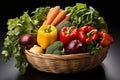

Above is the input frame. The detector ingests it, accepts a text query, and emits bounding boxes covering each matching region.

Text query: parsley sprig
[1,6,50,74]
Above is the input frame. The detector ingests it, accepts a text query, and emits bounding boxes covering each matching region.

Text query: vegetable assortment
[1,3,114,74]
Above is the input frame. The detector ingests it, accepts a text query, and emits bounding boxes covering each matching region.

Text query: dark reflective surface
[0,0,120,80]
[16,65,106,80]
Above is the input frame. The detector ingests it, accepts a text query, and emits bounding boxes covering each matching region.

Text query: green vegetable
[56,21,71,33]
[31,6,50,31]
[65,3,108,32]
[87,41,103,55]
[1,6,50,74]
[2,11,33,74]
[45,41,65,55]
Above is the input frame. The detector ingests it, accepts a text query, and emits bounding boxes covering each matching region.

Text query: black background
[0,0,120,29]
[0,0,120,80]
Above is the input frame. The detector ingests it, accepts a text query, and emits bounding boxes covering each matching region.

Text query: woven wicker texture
[25,47,109,74]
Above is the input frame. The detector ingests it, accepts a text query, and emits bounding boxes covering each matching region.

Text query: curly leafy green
[65,3,108,32]
[2,11,33,74]
[1,6,50,74]
[31,6,50,32]
[65,3,108,55]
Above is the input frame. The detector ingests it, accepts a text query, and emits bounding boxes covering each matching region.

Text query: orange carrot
[56,14,70,26]
[59,14,70,23]
[51,10,67,26]
[42,20,47,25]
[46,8,54,19]
[44,6,61,25]
[42,8,54,25]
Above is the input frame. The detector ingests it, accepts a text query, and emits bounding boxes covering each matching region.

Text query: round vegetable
[29,45,44,54]
[19,34,36,49]
[65,39,87,54]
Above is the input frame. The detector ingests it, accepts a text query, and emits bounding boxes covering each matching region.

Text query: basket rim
[24,47,109,60]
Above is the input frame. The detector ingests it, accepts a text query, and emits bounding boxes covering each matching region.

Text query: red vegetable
[19,34,36,49]
[59,27,78,46]
[98,31,114,47]
[78,26,99,44]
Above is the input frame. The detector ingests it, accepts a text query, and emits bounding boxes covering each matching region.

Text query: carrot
[56,14,70,26]
[51,10,67,26]
[60,14,70,23]
[42,20,47,25]
[44,6,61,25]
[46,8,54,19]
[42,8,54,25]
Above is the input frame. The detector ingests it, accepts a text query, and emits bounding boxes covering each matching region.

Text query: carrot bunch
[42,6,70,26]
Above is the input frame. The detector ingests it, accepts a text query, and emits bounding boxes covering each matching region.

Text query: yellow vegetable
[29,45,44,54]
[37,25,57,49]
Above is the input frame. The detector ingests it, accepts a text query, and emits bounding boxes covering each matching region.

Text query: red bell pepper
[78,26,99,44]
[98,31,114,47]
[59,27,78,46]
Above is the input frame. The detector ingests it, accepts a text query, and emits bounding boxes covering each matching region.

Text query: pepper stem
[45,25,52,33]
[66,28,72,34]
[87,29,98,37]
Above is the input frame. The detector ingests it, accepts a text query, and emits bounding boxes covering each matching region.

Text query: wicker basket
[25,47,109,74]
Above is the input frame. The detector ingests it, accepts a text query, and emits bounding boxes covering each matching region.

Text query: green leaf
[66,3,108,30]
[1,6,50,74]
[87,42,103,55]
[76,3,87,10]
[1,50,9,57]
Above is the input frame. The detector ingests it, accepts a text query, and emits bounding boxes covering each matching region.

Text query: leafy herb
[87,41,103,55]
[1,6,50,74]
[65,3,108,32]
[65,3,107,55]
[31,6,50,33]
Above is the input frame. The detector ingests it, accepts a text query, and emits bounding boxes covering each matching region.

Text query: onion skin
[19,34,35,49]
[29,45,44,54]
[65,39,87,54]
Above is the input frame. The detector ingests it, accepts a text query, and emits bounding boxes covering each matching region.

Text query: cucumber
[56,21,72,33]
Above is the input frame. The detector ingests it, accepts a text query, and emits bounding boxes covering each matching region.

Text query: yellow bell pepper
[37,25,57,49]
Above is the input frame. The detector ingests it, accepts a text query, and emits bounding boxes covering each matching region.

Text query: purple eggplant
[65,39,87,54]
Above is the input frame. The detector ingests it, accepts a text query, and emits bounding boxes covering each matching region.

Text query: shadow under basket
[25,47,109,74]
